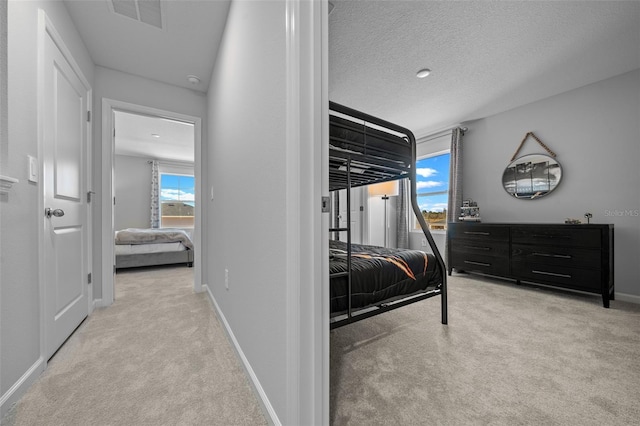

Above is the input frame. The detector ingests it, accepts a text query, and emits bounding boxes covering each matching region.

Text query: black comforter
[330,240,442,316]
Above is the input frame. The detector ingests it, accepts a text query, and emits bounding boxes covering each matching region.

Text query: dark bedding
[330,240,442,316]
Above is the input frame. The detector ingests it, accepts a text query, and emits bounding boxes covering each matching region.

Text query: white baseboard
[616,292,640,304]
[203,285,281,426]
[0,357,45,420]
[92,298,104,309]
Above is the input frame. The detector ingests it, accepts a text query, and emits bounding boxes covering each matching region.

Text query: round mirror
[502,154,562,200]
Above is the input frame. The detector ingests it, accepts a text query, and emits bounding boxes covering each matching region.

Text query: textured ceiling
[329,0,640,137]
[64,1,640,153]
[64,0,231,93]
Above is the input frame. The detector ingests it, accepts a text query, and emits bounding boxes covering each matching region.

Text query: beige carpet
[330,273,640,425]
[4,266,267,426]
[5,268,640,425]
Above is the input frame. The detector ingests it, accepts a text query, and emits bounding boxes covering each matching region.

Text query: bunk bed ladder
[328,159,354,321]
[410,141,448,325]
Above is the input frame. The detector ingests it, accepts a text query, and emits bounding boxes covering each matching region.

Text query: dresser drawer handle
[530,234,571,240]
[464,260,491,267]
[532,253,572,259]
[532,270,572,279]
[464,246,491,251]
[464,231,490,236]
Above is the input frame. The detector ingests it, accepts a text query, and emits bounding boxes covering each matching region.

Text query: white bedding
[115,228,194,250]
[115,242,187,255]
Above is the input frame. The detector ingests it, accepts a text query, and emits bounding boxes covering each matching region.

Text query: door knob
[45,208,65,218]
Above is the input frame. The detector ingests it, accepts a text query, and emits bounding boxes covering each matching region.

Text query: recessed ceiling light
[187,75,201,85]
[151,134,160,138]
[416,68,431,78]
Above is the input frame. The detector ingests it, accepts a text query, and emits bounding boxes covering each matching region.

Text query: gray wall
[1,0,94,415]
[206,0,325,423]
[1,0,6,164]
[0,0,6,413]
[92,66,207,299]
[114,155,152,231]
[207,0,288,420]
[461,69,640,300]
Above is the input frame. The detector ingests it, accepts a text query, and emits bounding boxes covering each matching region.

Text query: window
[160,173,195,228]
[414,152,450,231]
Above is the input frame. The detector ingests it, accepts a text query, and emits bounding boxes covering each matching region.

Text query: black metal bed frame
[329,101,448,329]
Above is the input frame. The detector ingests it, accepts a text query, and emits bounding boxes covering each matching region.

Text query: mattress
[114,242,187,255]
[330,240,442,316]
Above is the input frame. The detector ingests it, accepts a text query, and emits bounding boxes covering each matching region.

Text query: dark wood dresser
[447,223,614,307]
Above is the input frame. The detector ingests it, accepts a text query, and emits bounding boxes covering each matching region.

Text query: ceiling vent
[109,0,164,30]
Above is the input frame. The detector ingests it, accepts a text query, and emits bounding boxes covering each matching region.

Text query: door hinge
[321,196,331,213]
[87,111,91,122]
[88,273,92,284]
[113,196,116,205]
[87,191,95,203]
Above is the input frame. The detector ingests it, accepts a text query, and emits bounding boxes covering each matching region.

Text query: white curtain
[150,160,160,228]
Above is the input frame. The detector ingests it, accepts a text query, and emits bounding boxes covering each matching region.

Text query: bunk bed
[329,101,447,329]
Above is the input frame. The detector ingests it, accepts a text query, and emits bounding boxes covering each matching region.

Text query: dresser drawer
[450,252,510,276]
[451,238,509,256]
[511,226,601,248]
[511,244,601,269]
[511,263,601,291]
[448,224,509,242]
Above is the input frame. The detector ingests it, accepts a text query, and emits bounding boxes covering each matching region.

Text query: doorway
[101,99,203,306]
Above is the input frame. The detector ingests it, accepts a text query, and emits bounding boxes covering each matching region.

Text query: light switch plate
[27,155,38,183]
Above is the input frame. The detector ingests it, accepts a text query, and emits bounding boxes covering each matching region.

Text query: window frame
[412,149,450,232]
[159,171,195,229]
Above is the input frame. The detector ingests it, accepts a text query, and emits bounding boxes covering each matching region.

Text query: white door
[42,27,89,359]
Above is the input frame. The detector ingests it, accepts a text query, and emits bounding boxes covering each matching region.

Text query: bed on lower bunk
[115,228,194,270]
[329,101,447,329]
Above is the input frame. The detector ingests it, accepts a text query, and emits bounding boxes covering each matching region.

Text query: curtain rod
[417,129,453,144]
[417,126,468,144]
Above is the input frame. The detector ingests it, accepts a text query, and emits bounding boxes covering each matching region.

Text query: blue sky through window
[416,153,450,213]
[160,174,195,207]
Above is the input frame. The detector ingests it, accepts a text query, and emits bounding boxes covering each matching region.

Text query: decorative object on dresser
[459,199,481,222]
[447,222,614,307]
[502,132,562,200]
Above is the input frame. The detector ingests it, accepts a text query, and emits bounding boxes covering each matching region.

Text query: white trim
[36,9,47,388]
[417,148,450,160]
[320,1,330,422]
[285,1,301,424]
[101,99,203,306]
[616,292,640,304]
[0,357,45,419]
[414,123,462,142]
[100,99,115,305]
[0,175,18,192]
[203,285,281,425]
